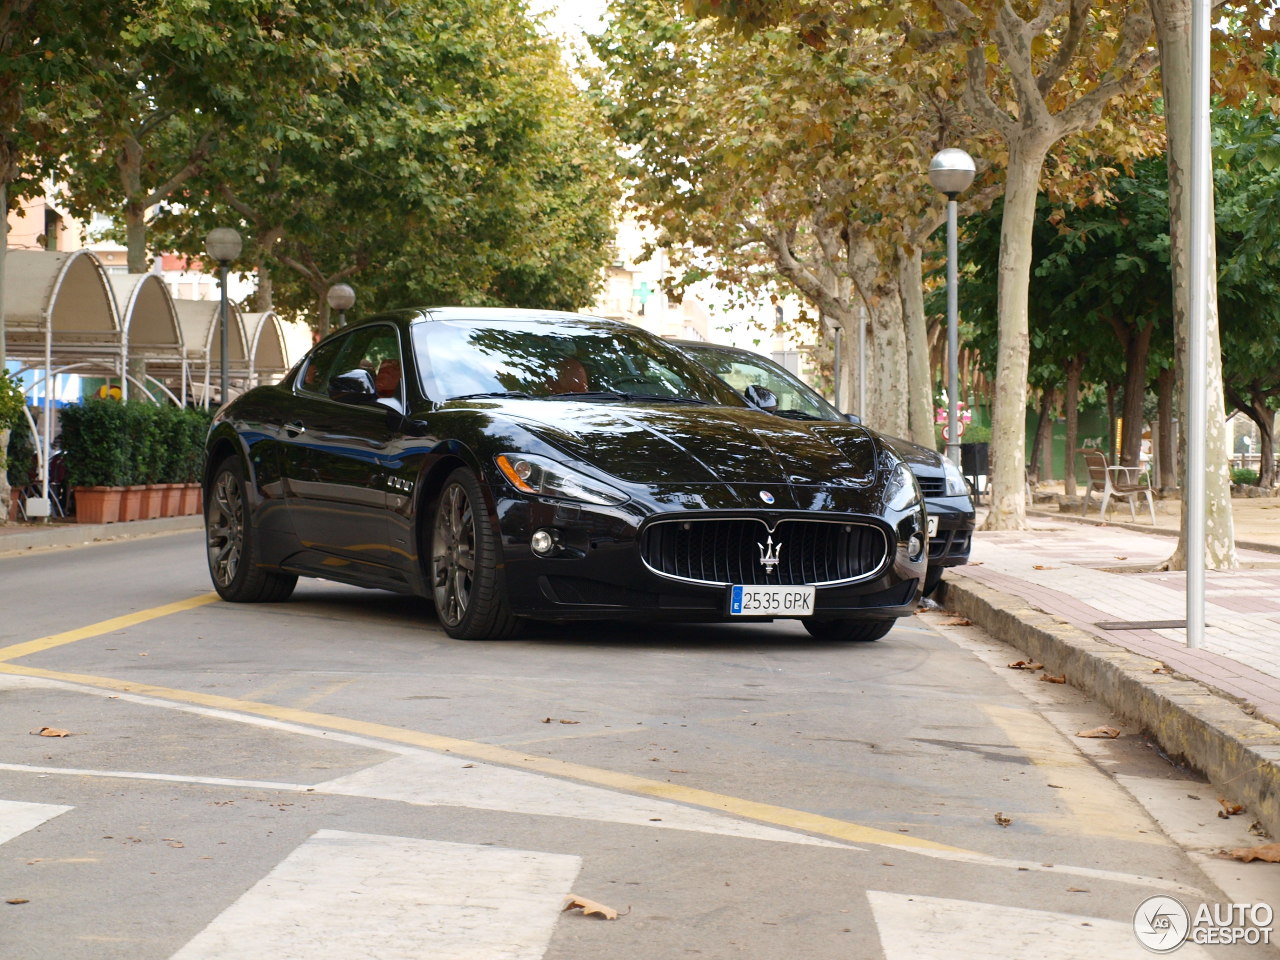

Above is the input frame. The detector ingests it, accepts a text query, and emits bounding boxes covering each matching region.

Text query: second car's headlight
[942,456,968,497]
[495,453,629,506]
[887,461,922,512]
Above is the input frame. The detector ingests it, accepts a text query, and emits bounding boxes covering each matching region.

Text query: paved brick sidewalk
[952,516,1280,728]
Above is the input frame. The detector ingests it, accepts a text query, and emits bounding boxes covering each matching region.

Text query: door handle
[285,420,306,437]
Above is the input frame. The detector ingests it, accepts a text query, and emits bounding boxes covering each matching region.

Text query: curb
[938,574,1280,840]
[0,516,203,556]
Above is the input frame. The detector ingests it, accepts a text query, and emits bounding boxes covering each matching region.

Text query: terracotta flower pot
[74,486,123,524]
[160,483,184,517]
[141,484,165,520]
[119,485,145,522]
[180,483,203,516]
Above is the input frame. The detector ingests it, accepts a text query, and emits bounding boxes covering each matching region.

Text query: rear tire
[205,457,297,602]
[803,618,894,643]
[429,467,522,640]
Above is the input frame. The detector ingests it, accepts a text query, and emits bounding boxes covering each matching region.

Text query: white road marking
[868,890,1215,959]
[315,754,850,847]
[169,831,581,960]
[0,798,72,844]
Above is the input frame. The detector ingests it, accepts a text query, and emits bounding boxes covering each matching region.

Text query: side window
[298,324,404,409]
[297,334,351,398]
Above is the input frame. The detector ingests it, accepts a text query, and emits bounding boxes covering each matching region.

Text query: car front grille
[639,517,889,587]
[916,476,947,497]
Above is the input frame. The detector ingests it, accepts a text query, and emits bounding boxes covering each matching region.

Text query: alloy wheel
[432,482,476,625]
[206,470,244,588]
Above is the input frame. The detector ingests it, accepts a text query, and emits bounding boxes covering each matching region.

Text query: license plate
[729,585,815,617]
[927,516,939,538]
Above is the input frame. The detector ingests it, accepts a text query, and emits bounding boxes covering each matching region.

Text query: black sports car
[672,339,973,595]
[203,308,928,641]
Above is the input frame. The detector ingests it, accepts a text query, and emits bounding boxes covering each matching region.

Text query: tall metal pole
[218,261,230,404]
[1186,0,1210,648]
[946,196,961,466]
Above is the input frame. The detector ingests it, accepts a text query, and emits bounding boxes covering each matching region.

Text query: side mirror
[328,368,378,404]
[744,384,778,413]
[844,413,862,425]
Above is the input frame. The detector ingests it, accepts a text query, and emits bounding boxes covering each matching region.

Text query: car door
[280,323,407,581]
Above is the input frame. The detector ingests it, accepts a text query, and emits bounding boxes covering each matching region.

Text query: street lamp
[205,227,242,404]
[929,148,976,467]
[326,283,356,329]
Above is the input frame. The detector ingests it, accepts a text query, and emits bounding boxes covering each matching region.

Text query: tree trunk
[1028,388,1054,480]
[1258,406,1275,488]
[0,425,10,526]
[1106,385,1119,458]
[1118,322,1154,467]
[1151,0,1237,570]
[254,265,274,313]
[984,143,1049,530]
[866,283,909,439]
[1063,356,1082,496]
[1156,365,1177,492]
[895,245,936,448]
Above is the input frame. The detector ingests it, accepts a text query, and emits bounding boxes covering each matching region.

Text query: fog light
[908,533,925,561]
[531,528,558,556]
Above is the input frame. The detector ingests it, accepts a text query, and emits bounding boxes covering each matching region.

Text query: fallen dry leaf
[994,812,1013,827]
[1225,843,1280,863]
[5,898,29,905]
[940,618,972,627]
[563,896,619,920]
[1114,556,1128,560]
[1218,798,1245,816]
[1076,726,1121,739]
[1067,887,1090,893]
[1008,660,1044,671]
[559,719,580,725]
[30,727,71,738]
[1032,565,1057,570]
[1153,666,1173,674]
[1040,674,1067,684]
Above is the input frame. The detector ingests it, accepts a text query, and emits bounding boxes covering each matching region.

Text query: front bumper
[495,496,925,623]
[925,494,975,568]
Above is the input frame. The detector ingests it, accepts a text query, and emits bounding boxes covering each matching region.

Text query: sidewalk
[939,498,1280,839]
[5,501,1280,840]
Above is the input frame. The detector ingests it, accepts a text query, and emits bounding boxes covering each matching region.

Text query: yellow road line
[0,593,221,663]
[0,659,965,853]
[0,592,969,853]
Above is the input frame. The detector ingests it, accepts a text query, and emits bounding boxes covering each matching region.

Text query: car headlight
[887,461,922,512]
[495,453,629,506]
[941,456,968,496]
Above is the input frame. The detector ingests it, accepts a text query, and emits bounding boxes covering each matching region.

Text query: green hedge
[61,401,213,487]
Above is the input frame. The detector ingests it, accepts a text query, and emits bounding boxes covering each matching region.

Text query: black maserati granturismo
[203,308,928,641]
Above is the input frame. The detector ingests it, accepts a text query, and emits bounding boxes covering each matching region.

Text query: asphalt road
[1,532,1276,959]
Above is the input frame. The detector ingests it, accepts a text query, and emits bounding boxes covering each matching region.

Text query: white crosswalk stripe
[0,798,71,845]
[868,890,1215,959]
[169,831,581,960]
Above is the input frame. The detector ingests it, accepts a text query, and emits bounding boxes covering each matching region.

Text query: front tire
[205,457,297,602]
[803,618,894,643]
[429,467,522,640]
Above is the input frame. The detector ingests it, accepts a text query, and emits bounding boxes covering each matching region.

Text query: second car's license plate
[729,585,815,616]
[927,516,939,537]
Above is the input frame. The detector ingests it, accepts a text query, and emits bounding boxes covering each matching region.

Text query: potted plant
[5,412,35,521]
[154,404,185,516]
[0,370,25,524]
[178,407,213,515]
[61,398,129,523]
[133,403,167,519]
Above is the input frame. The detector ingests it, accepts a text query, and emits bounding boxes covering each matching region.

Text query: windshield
[681,344,844,422]
[411,317,747,407]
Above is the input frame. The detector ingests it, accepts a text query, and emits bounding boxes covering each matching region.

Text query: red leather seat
[375,358,401,398]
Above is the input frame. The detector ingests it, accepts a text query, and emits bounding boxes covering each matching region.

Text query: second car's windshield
[411,318,747,407]
[683,344,843,422]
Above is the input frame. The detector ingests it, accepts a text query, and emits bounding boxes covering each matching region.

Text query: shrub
[61,399,131,488]
[5,410,35,488]
[1232,467,1260,487]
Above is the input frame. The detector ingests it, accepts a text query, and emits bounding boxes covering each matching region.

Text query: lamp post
[205,228,242,404]
[326,283,356,330]
[929,148,976,467]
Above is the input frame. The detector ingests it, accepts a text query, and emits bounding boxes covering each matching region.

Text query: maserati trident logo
[758,535,782,574]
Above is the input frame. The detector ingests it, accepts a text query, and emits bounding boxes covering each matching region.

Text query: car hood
[487,400,881,486]
[878,433,944,475]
